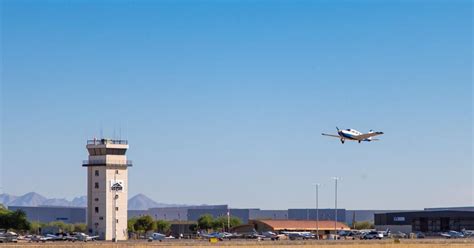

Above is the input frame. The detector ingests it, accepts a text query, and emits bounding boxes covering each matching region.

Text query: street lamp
[313,183,321,240]
[332,177,341,240]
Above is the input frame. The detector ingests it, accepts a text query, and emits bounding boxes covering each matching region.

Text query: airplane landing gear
[340,139,345,144]
[358,140,361,143]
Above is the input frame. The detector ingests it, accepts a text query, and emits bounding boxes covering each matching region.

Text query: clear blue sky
[1,0,472,210]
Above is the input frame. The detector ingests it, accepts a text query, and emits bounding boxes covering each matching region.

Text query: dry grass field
[0,239,473,248]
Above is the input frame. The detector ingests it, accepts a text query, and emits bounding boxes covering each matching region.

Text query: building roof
[251,219,350,231]
[424,207,474,212]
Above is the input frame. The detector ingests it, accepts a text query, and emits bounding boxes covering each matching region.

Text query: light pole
[227,208,230,231]
[332,177,340,240]
[313,183,321,240]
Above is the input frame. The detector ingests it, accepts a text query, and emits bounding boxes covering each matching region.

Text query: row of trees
[197,214,241,232]
[127,214,243,236]
[0,204,30,232]
[29,221,87,234]
[128,216,171,236]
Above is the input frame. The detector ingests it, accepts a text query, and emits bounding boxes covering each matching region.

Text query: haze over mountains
[0,192,186,210]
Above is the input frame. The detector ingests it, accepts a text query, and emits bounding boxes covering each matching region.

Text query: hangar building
[345,210,417,226]
[8,206,86,224]
[288,209,346,222]
[248,219,350,237]
[375,210,474,233]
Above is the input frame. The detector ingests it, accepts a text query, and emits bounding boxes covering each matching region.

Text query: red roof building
[250,219,350,233]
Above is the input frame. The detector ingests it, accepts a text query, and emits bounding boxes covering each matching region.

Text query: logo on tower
[110,180,124,191]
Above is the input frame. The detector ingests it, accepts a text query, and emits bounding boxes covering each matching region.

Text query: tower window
[116,207,119,211]
[94,198,99,202]
[116,170,119,174]
[116,219,119,223]
[95,182,99,189]
[95,207,99,213]
[105,148,126,155]
[95,170,99,176]
[99,216,103,220]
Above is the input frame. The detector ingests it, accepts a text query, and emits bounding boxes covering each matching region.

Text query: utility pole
[332,177,340,240]
[313,183,321,240]
[316,184,320,240]
[227,208,230,231]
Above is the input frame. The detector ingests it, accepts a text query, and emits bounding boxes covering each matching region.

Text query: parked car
[362,231,383,240]
[338,230,358,240]
[0,232,18,243]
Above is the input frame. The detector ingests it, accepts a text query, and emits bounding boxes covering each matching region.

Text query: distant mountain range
[128,194,187,210]
[0,192,186,210]
[0,192,87,208]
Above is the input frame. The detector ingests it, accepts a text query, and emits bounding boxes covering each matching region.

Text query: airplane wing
[354,132,384,140]
[321,133,340,138]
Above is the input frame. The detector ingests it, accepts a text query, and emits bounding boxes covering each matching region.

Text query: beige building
[83,139,132,241]
[248,219,350,237]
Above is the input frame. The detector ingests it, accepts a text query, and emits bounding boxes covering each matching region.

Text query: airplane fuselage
[338,129,375,142]
[322,127,383,144]
[338,129,362,140]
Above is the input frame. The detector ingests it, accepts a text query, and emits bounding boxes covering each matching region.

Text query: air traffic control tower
[83,139,132,241]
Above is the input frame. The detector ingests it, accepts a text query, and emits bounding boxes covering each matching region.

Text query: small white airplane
[74,233,99,242]
[282,231,315,240]
[440,231,464,239]
[148,233,166,242]
[322,127,384,144]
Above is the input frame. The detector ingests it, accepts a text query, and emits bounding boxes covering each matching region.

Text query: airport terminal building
[375,210,474,233]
